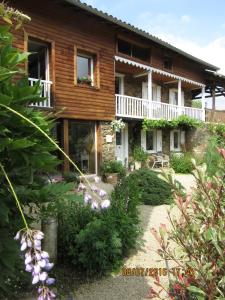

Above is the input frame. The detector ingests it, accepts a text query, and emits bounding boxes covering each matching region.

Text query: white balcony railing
[115,94,204,121]
[29,78,53,108]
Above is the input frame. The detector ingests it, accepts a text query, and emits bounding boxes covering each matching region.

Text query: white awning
[115,55,205,87]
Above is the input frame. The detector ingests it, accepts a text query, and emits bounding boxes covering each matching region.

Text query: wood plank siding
[10,0,116,121]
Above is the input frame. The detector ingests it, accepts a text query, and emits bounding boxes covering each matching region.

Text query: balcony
[29,78,53,108]
[115,94,204,121]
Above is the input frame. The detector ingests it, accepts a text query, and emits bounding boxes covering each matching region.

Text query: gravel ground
[22,174,196,300]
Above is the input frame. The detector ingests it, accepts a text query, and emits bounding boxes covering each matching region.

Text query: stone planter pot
[105,172,118,185]
[134,161,142,170]
[42,217,58,262]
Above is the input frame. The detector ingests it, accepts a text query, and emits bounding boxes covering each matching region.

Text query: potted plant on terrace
[77,75,92,86]
[133,146,148,170]
[101,160,126,185]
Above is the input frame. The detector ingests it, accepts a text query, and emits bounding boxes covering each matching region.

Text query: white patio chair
[152,154,169,168]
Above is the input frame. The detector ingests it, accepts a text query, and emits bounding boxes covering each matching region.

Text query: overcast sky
[84,0,225,109]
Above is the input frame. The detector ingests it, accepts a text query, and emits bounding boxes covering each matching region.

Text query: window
[141,129,162,153]
[146,130,155,151]
[170,130,185,151]
[117,39,150,62]
[77,53,94,86]
[69,121,96,174]
[116,131,122,146]
[28,39,50,80]
[169,89,185,106]
[164,56,173,71]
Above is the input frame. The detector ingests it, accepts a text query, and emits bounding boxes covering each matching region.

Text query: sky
[83,0,225,109]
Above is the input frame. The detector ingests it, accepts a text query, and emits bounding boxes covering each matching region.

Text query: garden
[0,5,224,300]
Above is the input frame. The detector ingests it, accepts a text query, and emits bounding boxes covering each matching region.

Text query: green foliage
[143,115,203,131]
[170,153,193,174]
[204,137,224,176]
[101,160,126,178]
[191,100,202,108]
[58,182,141,276]
[0,20,60,298]
[63,171,79,185]
[151,150,225,300]
[123,169,173,205]
[132,146,148,162]
[206,122,225,147]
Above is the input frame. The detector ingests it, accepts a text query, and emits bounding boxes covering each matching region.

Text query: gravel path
[73,174,196,300]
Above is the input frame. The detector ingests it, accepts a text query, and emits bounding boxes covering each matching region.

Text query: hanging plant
[111,119,126,132]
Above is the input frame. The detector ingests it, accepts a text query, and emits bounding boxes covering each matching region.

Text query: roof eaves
[64,0,219,71]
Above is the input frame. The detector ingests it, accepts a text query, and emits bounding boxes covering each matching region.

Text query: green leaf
[0,92,12,105]
[187,286,206,296]
[9,138,36,150]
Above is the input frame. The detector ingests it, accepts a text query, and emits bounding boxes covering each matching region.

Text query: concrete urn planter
[134,161,142,170]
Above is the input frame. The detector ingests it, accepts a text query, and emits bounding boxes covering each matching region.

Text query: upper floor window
[117,39,150,62]
[28,39,50,80]
[164,56,173,71]
[77,53,94,86]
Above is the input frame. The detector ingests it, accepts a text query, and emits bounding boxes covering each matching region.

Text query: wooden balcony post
[178,79,182,116]
[148,70,152,118]
[201,86,206,121]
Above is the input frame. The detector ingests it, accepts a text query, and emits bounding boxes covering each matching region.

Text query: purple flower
[41,251,49,259]
[91,185,98,192]
[84,193,92,203]
[45,262,54,271]
[46,277,55,285]
[39,272,48,282]
[21,241,27,251]
[14,231,21,240]
[91,201,98,210]
[78,183,86,192]
[95,176,101,183]
[25,264,33,272]
[99,189,107,198]
[32,274,39,285]
[101,199,110,209]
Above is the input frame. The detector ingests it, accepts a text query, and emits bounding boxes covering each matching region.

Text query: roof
[63,0,219,71]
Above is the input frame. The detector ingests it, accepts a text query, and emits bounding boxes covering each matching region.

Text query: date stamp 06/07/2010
[122,267,195,277]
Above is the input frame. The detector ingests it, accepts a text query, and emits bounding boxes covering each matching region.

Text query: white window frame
[115,73,125,95]
[170,130,185,152]
[77,53,94,86]
[141,129,162,153]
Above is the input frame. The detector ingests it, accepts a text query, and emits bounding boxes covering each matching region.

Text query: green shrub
[151,149,225,299]
[101,160,126,178]
[63,171,79,186]
[204,137,224,176]
[170,153,193,173]
[58,182,141,276]
[133,146,148,162]
[124,169,173,205]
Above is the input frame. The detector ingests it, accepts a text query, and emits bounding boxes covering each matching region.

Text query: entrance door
[115,124,128,166]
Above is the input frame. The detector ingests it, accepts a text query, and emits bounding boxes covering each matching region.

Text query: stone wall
[123,75,192,107]
[124,75,142,98]
[162,128,171,154]
[99,121,115,163]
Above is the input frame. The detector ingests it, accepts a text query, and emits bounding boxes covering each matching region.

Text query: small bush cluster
[170,153,193,174]
[125,169,173,205]
[58,180,141,276]
[149,147,225,300]
[101,160,126,179]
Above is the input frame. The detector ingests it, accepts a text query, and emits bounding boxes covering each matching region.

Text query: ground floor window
[170,130,185,151]
[68,121,96,174]
[141,129,162,153]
